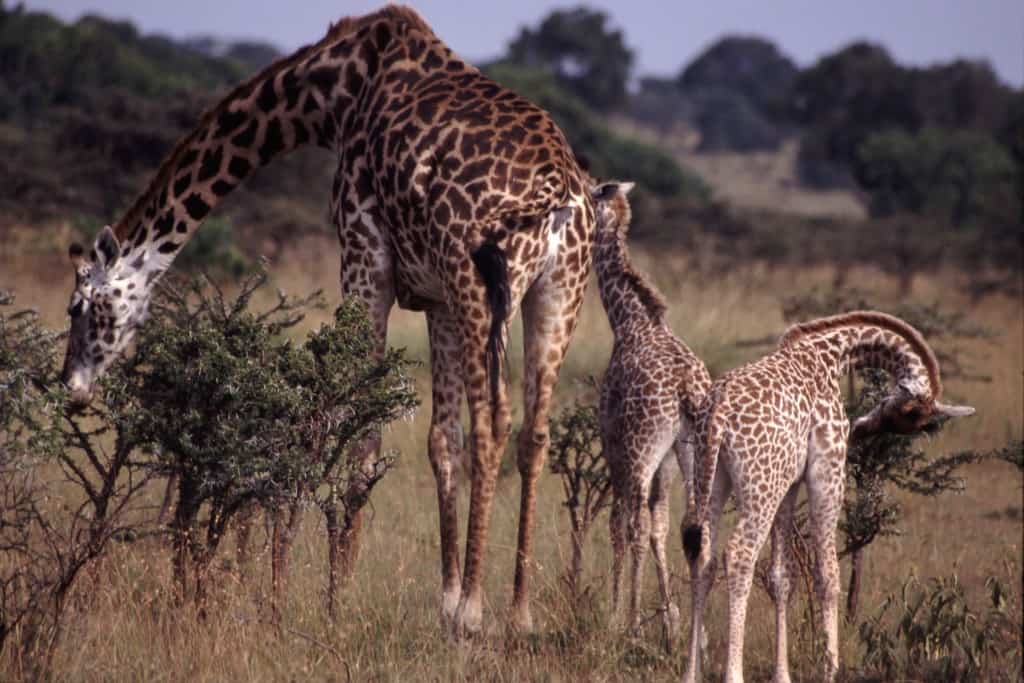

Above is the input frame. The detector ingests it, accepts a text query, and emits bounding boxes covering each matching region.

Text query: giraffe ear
[590,181,634,202]
[933,401,975,419]
[69,242,86,270]
[850,405,884,440]
[94,226,120,270]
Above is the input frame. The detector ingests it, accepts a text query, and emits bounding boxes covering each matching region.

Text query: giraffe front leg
[332,188,395,593]
[425,308,466,628]
[649,461,679,651]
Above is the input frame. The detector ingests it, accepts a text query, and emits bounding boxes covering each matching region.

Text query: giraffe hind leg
[649,456,680,651]
[806,450,846,682]
[626,481,651,633]
[425,307,466,627]
[510,269,587,632]
[683,465,729,683]
[450,244,513,637]
[768,485,800,683]
[609,487,628,628]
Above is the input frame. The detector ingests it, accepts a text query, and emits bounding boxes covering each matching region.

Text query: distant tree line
[0,3,1019,285]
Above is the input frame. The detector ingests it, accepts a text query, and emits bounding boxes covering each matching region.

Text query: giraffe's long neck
[109,11,399,282]
[594,230,667,337]
[786,319,939,398]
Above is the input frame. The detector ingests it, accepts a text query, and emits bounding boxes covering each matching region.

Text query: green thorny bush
[857,570,1023,682]
[103,267,419,612]
[1,291,158,673]
[1,291,65,657]
[0,291,64,462]
[1,268,417,673]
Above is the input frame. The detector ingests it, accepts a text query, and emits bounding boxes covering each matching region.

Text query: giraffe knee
[768,563,792,603]
[428,425,465,485]
[515,428,548,474]
[813,564,840,602]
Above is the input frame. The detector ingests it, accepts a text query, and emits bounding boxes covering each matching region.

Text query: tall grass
[1,229,1020,681]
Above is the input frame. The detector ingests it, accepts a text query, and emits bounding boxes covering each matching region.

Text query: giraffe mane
[113,4,432,241]
[601,190,668,322]
[779,310,943,398]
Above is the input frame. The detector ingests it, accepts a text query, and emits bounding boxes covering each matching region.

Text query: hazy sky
[25,0,1024,87]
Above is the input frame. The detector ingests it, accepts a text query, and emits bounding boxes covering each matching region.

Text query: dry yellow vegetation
[1,227,1020,681]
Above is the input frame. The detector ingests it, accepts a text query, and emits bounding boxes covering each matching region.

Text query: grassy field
[1,226,1021,681]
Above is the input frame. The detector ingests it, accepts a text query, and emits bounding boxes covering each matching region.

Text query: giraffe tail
[682,403,724,564]
[471,240,510,410]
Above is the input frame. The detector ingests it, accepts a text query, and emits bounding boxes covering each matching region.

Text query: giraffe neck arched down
[780,311,941,399]
[594,226,667,337]
[108,6,437,284]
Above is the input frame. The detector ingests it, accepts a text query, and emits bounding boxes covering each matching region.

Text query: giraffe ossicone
[60,4,595,637]
[680,310,975,683]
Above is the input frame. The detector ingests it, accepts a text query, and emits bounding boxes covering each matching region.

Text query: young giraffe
[680,311,975,683]
[591,181,711,651]
[59,5,596,635]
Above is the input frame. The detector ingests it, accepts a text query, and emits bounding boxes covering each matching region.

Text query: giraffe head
[61,227,153,405]
[591,181,635,237]
[850,378,975,440]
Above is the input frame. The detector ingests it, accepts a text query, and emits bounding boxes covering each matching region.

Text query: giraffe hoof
[661,604,681,652]
[453,599,482,639]
[667,603,681,637]
[440,589,460,631]
[510,605,534,634]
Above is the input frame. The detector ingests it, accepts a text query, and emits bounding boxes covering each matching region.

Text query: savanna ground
[1,215,1020,682]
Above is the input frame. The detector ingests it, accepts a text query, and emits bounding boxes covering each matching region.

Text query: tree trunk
[156,472,179,527]
[324,500,342,619]
[846,546,863,623]
[194,503,233,615]
[270,499,304,613]
[234,502,257,578]
[338,505,364,582]
[171,475,200,605]
[567,521,585,597]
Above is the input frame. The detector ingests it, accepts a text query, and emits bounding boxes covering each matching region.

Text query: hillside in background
[0,3,1020,286]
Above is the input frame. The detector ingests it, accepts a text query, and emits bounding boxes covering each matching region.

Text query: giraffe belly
[393,255,445,311]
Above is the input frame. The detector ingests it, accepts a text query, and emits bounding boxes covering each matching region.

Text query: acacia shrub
[104,269,418,608]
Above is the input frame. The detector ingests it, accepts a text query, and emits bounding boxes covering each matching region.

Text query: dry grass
[1,227,1021,681]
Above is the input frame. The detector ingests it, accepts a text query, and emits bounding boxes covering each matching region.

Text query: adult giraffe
[59,5,595,635]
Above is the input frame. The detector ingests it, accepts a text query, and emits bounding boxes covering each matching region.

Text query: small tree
[548,391,612,597]
[105,269,417,610]
[284,300,418,616]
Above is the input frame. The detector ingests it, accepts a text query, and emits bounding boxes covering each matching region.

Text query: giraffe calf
[681,311,975,683]
[591,182,711,652]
